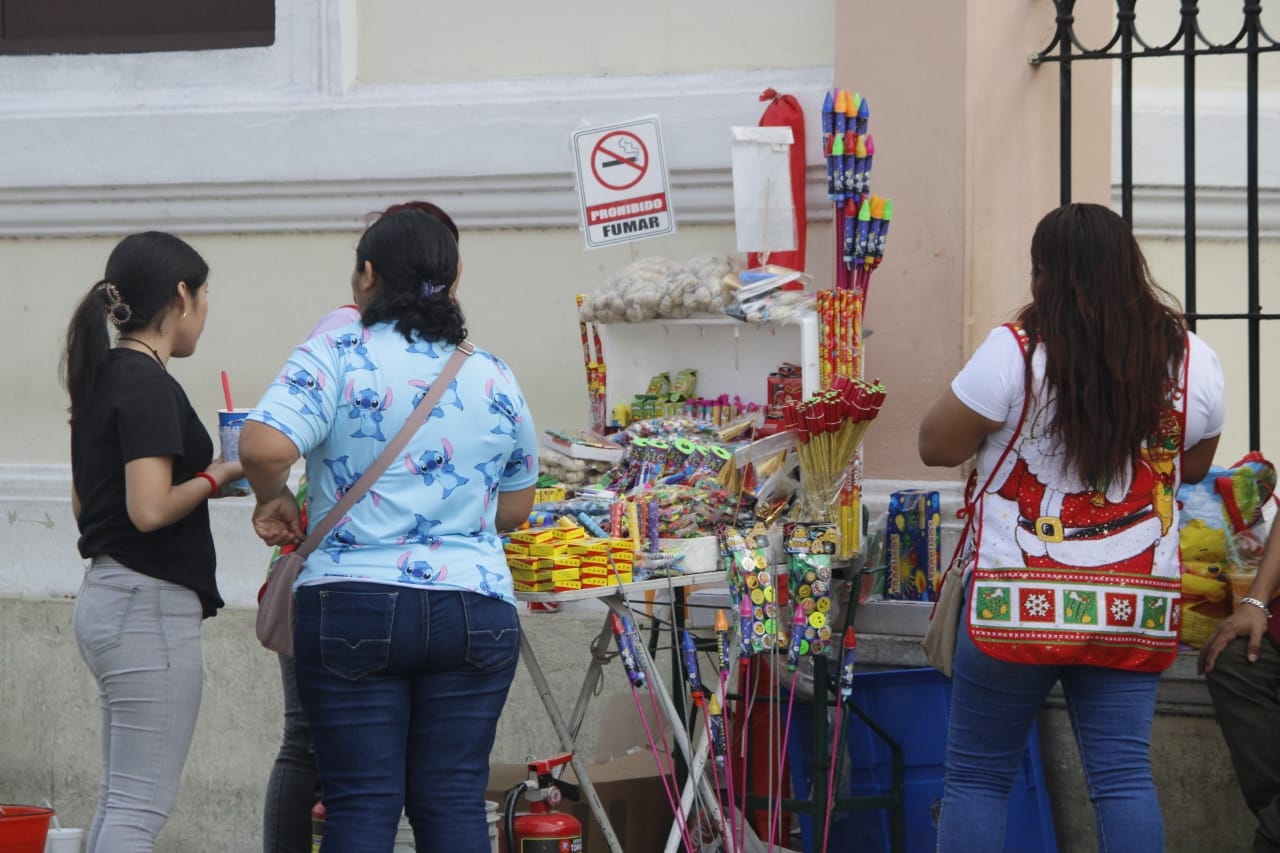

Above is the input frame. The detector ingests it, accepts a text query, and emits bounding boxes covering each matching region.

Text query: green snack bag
[645,372,671,396]
[672,368,698,399]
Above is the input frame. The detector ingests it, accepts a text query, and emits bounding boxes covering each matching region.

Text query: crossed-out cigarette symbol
[592,130,649,191]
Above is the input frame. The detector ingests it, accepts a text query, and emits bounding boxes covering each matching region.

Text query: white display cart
[596,312,820,419]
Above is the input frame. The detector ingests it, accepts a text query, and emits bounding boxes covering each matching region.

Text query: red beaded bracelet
[195,471,219,496]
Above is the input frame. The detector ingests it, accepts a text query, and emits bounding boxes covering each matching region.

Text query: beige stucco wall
[356,0,835,83]
[11,224,833,467]
[832,0,1112,481]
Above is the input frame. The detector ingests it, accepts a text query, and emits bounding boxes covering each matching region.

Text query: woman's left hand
[1198,605,1269,674]
[252,487,304,547]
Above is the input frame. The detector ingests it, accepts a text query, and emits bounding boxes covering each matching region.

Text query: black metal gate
[1031,1,1278,449]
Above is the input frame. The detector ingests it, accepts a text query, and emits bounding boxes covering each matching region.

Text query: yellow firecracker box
[551,568,581,583]
[530,543,568,558]
[534,486,566,504]
[552,557,581,570]
[554,581,583,592]
[513,579,554,593]
[569,544,610,558]
[504,542,530,557]
[510,529,556,545]
[552,526,587,542]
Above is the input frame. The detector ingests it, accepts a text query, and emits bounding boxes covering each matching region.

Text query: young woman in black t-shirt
[61,231,243,853]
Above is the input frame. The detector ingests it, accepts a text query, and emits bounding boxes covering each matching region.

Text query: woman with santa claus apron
[919,203,1226,853]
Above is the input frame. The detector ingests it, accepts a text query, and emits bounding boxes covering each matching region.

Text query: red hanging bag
[747,89,807,275]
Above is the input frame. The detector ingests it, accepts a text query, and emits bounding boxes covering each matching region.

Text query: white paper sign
[572,116,677,250]
[731,125,796,255]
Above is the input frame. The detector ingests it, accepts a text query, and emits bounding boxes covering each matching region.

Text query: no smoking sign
[573,116,676,249]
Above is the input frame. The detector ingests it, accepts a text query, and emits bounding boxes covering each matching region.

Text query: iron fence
[1031,1,1278,449]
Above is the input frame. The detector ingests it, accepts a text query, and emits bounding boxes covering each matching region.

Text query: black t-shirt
[72,349,223,618]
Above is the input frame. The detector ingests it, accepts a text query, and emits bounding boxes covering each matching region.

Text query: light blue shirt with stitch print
[246,320,538,606]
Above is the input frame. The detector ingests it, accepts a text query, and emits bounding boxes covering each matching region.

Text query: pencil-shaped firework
[575,294,607,432]
[785,378,886,523]
[817,290,833,389]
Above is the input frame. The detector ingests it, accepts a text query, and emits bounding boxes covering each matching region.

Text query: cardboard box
[486,750,673,853]
[887,489,942,601]
[511,528,556,545]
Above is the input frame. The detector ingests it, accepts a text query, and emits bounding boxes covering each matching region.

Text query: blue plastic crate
[785,668,1057,853]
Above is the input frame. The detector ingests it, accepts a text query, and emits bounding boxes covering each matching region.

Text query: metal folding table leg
[602,596,728,850]
[518,630,624,853]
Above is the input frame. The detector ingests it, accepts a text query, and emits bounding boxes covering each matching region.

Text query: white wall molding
[1122,185,1280,240]
[1116,86,1280,239]
[0,65,833,236]
[0,166,835,237]
[2,54,1278,238]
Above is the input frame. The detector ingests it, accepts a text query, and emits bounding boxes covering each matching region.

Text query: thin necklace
[117,336,166,370]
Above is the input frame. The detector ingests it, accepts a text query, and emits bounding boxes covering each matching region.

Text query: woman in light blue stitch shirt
[239,209,537,853]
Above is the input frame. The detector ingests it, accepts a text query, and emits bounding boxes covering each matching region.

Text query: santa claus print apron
[967,324,1189,672]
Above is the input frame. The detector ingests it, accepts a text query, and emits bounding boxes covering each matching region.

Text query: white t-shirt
[952,325,1227,492]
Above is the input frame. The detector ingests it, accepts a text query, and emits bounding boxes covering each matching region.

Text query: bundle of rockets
[824,89,892,295]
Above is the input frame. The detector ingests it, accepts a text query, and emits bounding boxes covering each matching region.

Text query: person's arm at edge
[918,389,1004,468]
[496,486,536,533]
[240,420,305,547]
[1181,435,1221,485]
[1199,510,1280,673]
[124,455,245,532]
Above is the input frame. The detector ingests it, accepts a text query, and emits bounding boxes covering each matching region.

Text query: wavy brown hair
[1016,203,1186,490]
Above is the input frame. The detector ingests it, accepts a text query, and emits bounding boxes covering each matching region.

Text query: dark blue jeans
[293,584,520,853]
[264,652,318,853]
[937,582,1163,853]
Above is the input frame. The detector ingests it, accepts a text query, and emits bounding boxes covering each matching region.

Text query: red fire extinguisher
[503,753,583,853]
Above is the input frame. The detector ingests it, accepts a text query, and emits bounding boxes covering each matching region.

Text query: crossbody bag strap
[295,340,474,559]
[962,323,1032,555]
[964,323,1031,515]
[934,324,1032,607]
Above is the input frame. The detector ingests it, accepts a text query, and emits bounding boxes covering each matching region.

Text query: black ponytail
[60,282,113,423]
[357,209,468,346]
[60,232,209,422]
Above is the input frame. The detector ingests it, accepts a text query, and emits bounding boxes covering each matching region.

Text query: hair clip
[421,279,447,298]
[99,282,133,327]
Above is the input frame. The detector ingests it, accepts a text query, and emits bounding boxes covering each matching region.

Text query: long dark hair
[1016,203,1186,488]
[357,209,467,346]
[60,232,209,422]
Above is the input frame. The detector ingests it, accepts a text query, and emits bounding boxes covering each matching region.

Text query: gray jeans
[73,557,203,853]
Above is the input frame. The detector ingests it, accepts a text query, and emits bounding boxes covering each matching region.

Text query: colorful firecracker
[782,376,886,557]
[575,293,608,433]
[819,87,896,558]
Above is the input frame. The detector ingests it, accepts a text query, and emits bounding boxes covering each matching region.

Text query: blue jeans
[73,558,204,853]
[938,587,1163,853]
[293,583,520,853]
